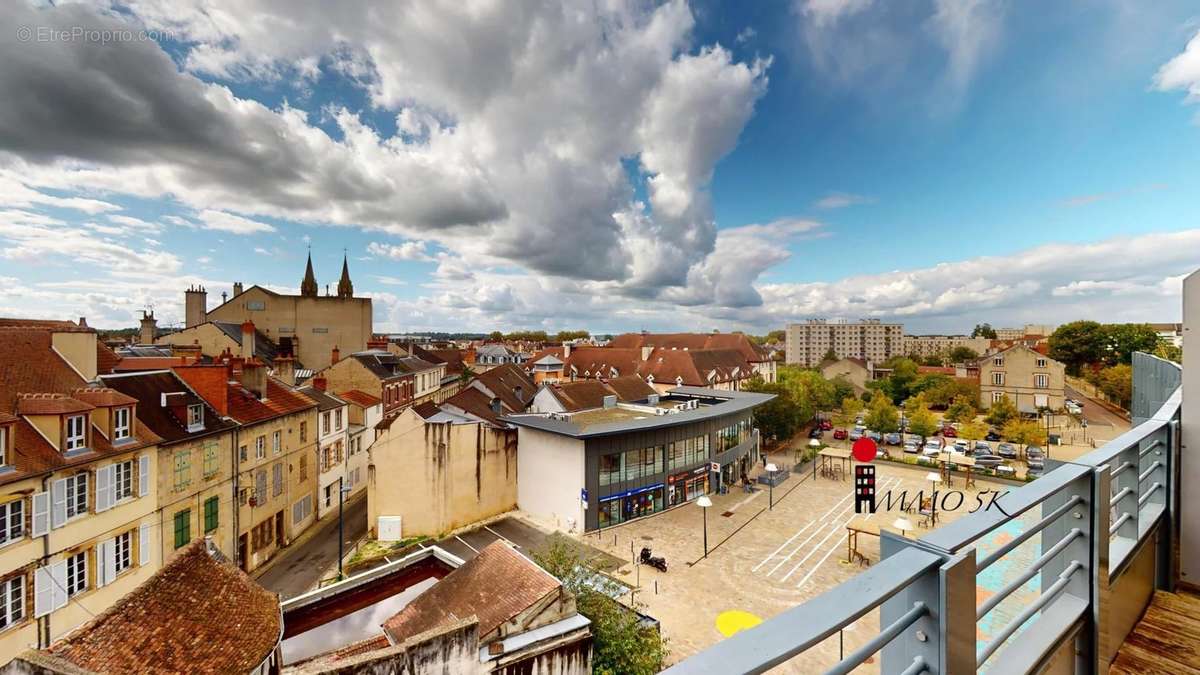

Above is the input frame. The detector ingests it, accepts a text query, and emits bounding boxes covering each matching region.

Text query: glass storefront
[667,467,710,507]
[598,485,663,529]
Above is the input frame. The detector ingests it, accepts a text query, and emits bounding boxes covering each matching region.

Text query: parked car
[941,425,958,438]
[884,432,902,445]
[833,428,848,440]
[849,428,863,441]
[922,439,943,457]
[973,454,1004,469]
[997,442,1018,459]
[1026,446,1045,460]
[1027,457,1046,472]
[809,427,824,439]
[820,419,833,431]
[973,441,991,454]
[903,438,921,454]
[865,430,882,442]
[953,439,969,453]
[985,429,1002,442]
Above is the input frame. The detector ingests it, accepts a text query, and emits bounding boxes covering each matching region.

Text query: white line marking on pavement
[727,490,763,514]
[788,477,902,587]
[455,535,479,554]
[753,520,817,573]
[760,485,859,574]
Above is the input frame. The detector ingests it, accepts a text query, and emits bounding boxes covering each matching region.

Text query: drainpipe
[232,425,240,570]
[38,473,50,648]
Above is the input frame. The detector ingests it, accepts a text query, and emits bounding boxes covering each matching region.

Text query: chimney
[312,375,327,392]
[139,310,157,345]
[184,285,207,328]
[221,292,228,304]
[514,385,524,404]
[240,320,256,359]
[563,343,571,359]
[275,356,296,386]
[233,282,244,297]
[331,345,341,365]
[241,359,268,400]
[77,316,87,328]
[641,345,653,361]
[490,397,502,415]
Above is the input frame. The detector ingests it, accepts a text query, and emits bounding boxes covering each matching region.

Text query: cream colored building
[902,335,990,361]
[785,319,904,367]
[178,254,372,371]
[978,344,1066,413]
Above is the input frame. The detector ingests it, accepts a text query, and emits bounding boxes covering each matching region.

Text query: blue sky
[1,1,1199,334]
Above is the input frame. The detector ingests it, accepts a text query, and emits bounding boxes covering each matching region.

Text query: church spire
[337,251,354,298]
[300,249,319,298]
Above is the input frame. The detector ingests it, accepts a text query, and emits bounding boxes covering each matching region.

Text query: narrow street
[255,493,369,600]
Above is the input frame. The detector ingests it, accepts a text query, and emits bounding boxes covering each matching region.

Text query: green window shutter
[204,496,219,533]
[173,509,191,549]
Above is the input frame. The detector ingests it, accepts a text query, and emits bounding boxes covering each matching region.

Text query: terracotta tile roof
[0,317,82,329]
[0,411,16,425]
[412,401,441,419]
[226,378,316,425]
[382,541,560,643]
[545,376,656,412]
[71,387,138,408]
[611,331,768,362]
[16,393,94,415]
[46,541,281,675]
[338,389,381,408]
[917,366,956,375]
[421,347,465,375]
[471,363,535,410]
[100,371,236,445]
[111,356,191,372]
[171,364,230,416]
[442,387,505,424]
[96,342,122,375]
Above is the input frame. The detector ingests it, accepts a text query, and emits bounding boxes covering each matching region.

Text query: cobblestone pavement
[576,460,1047,672]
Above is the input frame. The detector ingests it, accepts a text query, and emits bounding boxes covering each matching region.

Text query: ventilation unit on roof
[655,407,668,415]
[647,394,659,405]
[686,399,699,410]
[602,395,617,409]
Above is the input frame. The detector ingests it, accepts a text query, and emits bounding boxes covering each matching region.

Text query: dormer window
[65,415,87,451]
[113,407,132,442]
[187,404,204,432]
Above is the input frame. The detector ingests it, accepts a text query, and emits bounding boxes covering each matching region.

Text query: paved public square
[577,458,1043,672]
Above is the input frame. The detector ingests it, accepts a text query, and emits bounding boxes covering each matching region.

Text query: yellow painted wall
[50,332,97,381]
[368,408,517,537]
[156,323,239,359]
[320,358,385,400]
[157,431,236,564]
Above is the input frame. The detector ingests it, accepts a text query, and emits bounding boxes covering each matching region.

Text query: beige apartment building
[0,324,162,662]
[785,319,904,367]
[993,324,1056,341]
[902,335,991,361]
[978,344,1066,413]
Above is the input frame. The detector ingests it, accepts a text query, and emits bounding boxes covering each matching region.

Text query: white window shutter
[139,523,152,566]
[138,455,150,498]
[32,491,50,537]
[102,538,117,587]
[51,479,67,529]
[95,466,112,513]
[96,539,111,587]
[34,567,53,618]
[51,561,68,611]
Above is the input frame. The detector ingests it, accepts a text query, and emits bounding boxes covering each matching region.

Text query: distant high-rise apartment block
[993,324,1055,340]
[785,319,903,367]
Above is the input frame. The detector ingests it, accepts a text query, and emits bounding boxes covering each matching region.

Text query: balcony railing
[666,354,1182,674]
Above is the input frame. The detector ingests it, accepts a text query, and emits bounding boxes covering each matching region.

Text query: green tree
[877,357,919,403]
[919,353,946,367]
[555,330,590,342]
[764,329,786,344]
[829,376,856,406]
[820,347,838,364]
[779,367,837,413]
[921,377,979,408]
[1154,341,1182,363]
[1103,324,1160,365]
[487,330,503,341]
[948,346,979,363]
[1002,419,1048,458]
[743,379,801,441]
[833,396,864,429]
[865,394,900,435]
[533,538,667,675]
[972,323,997,339]
[958,420,989,444]
[907,404,938,441]
[1048,320,1107,376]
[985,394,1019,428]
[1095,363,1133,409]
[944,395,976,424]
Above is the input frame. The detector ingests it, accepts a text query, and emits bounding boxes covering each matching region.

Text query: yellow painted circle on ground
[716,610,763,637]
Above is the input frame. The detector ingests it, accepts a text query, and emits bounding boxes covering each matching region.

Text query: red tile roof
[46,541,281,675]
[172,364,230,416]
[337,389,381,408]
[223,377,315,425]
[71,387,138,407]
[611,331,768,362]
[16,393,94,415]
[545,376,655,412]
[96,342,122,375]
[382,541,560,643]
[917,366,956,375]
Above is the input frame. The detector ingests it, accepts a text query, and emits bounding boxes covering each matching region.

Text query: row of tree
[742,365,857,442]
[867,356,979,408]
[1047,321,1174,375]
[838,391,1045,453]
[485,329,593,342]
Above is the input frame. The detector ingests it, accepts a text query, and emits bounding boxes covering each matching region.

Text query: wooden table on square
[814,447,853,481]
[939,451,976,488]
[845,518,881,565]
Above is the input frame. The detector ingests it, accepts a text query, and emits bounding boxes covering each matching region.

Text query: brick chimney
[312,375,327,392]
[241,359,268,400]
[331,345,340,365]
[77,316,87,328]
[641,345,653,361]
[563,343,571,358]
[275,356,296,387]
[139,310,157,345]
[240,320,256,359]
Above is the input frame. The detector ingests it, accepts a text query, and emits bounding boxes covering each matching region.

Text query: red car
[832,428,848,440]
[941,425,957,438]
[820,419,832,431]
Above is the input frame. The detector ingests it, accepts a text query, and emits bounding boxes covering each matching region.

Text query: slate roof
[100,371,236,445]
[111,356,192,372]
[45,541,281,675]
[349,350,438,380]
[471,364,535,411]
[212,321,281,364]
[298,386,346,412]
[382,541,560,644]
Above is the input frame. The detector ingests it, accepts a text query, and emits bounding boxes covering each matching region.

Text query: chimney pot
[313,375,327,392]
[331,345,341,365]
[78,316,87,327]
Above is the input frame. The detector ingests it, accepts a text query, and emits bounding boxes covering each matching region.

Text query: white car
[922,439,943,457]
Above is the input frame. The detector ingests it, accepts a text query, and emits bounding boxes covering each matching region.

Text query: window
[112,407,131,441]
[292,495,312,525]
[65,551,87,596]
[1036,358,1048,368]
[65,473,87,519]
[299,421,307,443]
[322,412,331,435]
[114,460,134,501]
[255,435,265,460]
[239,444,248,463]
[0,575,23,630]
[0,499,23,546]
[173,509,191,549]
[64,415,87,451]
[299,454,308,481]
[254,469,266,504]
[186,404,203,431]
[334,409,343,430]
[324,484,333,509]
[204,496,219,533]
[993,357,1004,367]
[272,463,283,497]
[272,430,281,455]
[203,442,219,478]
[992,391,1005,403]
[173,450,191,491]
[992,372,1005,386]
[114,531,131,574]
[1035,373,1049,389]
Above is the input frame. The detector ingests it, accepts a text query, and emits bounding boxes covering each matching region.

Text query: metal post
[702,505,709,558]
[337,476,346,580]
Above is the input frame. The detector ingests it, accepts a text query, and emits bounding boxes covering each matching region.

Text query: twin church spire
[300,249,354,298]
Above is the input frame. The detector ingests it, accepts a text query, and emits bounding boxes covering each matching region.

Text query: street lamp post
[697,495,712,558]
[765,463,778,510]
[337,478,353,581]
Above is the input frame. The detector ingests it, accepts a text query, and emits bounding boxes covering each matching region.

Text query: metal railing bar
[1138,482,1162,507]
[1110,486,1134,506]
[1138,461,1162,484]
[977,496,1082,572]
[1111,461,1135,479]
[825,602,927,675]
[1072,417,1168,468]
[897,656,928,675]
[1110,512,1132,535]
[977,561,1083,667]
[1139,439,1163,458]
[976,528,1081,620]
